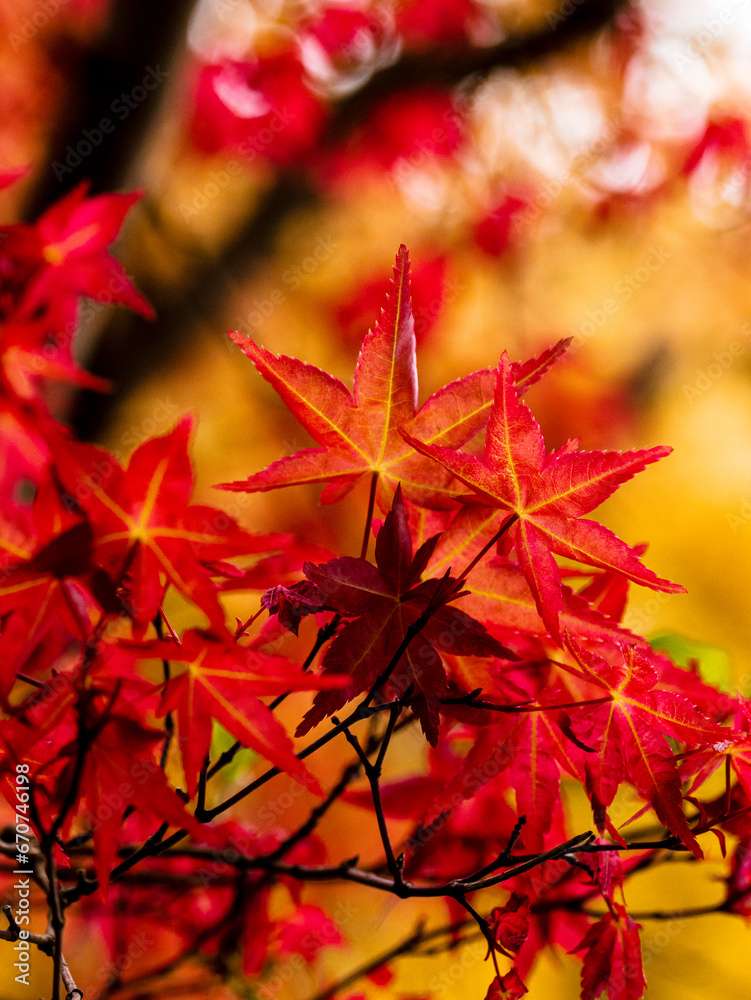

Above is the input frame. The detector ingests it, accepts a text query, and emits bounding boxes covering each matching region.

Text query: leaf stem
[456,512,519,584]
[360,471,379,559]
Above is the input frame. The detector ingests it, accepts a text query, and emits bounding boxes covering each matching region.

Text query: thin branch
[263,759,362,863]
[441,691,613,714]
[1,904,54,953]
[155,611,175,770]
[337,702,403,887]
[206,614,341,781]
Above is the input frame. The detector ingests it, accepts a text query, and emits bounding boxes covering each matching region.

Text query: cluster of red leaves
[185,0,751,273]
[0,176,749,1000]
[218,246,747,997]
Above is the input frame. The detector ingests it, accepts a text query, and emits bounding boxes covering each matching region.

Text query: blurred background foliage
[3,0,751,996]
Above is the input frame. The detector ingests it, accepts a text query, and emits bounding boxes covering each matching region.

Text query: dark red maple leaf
[724,837,751,916]
[571,903,645,1000]
[296,486,513,744]
[220,245,570,510]
[261,579,324,635]
[489,893,531,959]
[403,351,685,641]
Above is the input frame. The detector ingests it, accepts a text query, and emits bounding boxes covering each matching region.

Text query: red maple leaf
[571,903,645,1000]
[128,628,346,797]
[50,417,272,633]
[60,707,214,897]
[485,968,529,1000]
[456,559,646,648]
[274,903,344,962]
[564,638,735,857]
[402,352,685,641]
[220,245,569,510]
[489,893,531,958]
[681,695,751,804]
[0,480,122,693]
[190,53,326,163]
[296,486,513,744]
[18,182,154,319]
[421,679,585,851]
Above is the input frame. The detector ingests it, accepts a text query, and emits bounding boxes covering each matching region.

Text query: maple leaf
[219,246,570,510]
[485,968,528,1000]
[681,695,751,804]
[571,903,645,1000]
[127,628,346,797]
[50,417,273,633]
[564,638,735,857]
[190,53,326,163]
[420,692,582,850]
[0,481,124,693]
[0,670,80,828]
[402,352,685,641]
[274,903,344,962]
[261,580,324,635]
[724,837,751,916]
[19,182,154,318]
[296,486,513,744]
[457,559,646,648]
[489,893,531,959]
[60,708,213,897]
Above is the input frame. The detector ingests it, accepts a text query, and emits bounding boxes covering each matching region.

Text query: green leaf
[649,632,732,691]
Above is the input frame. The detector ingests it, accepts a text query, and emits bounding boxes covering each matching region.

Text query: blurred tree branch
[72,0,630,439]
